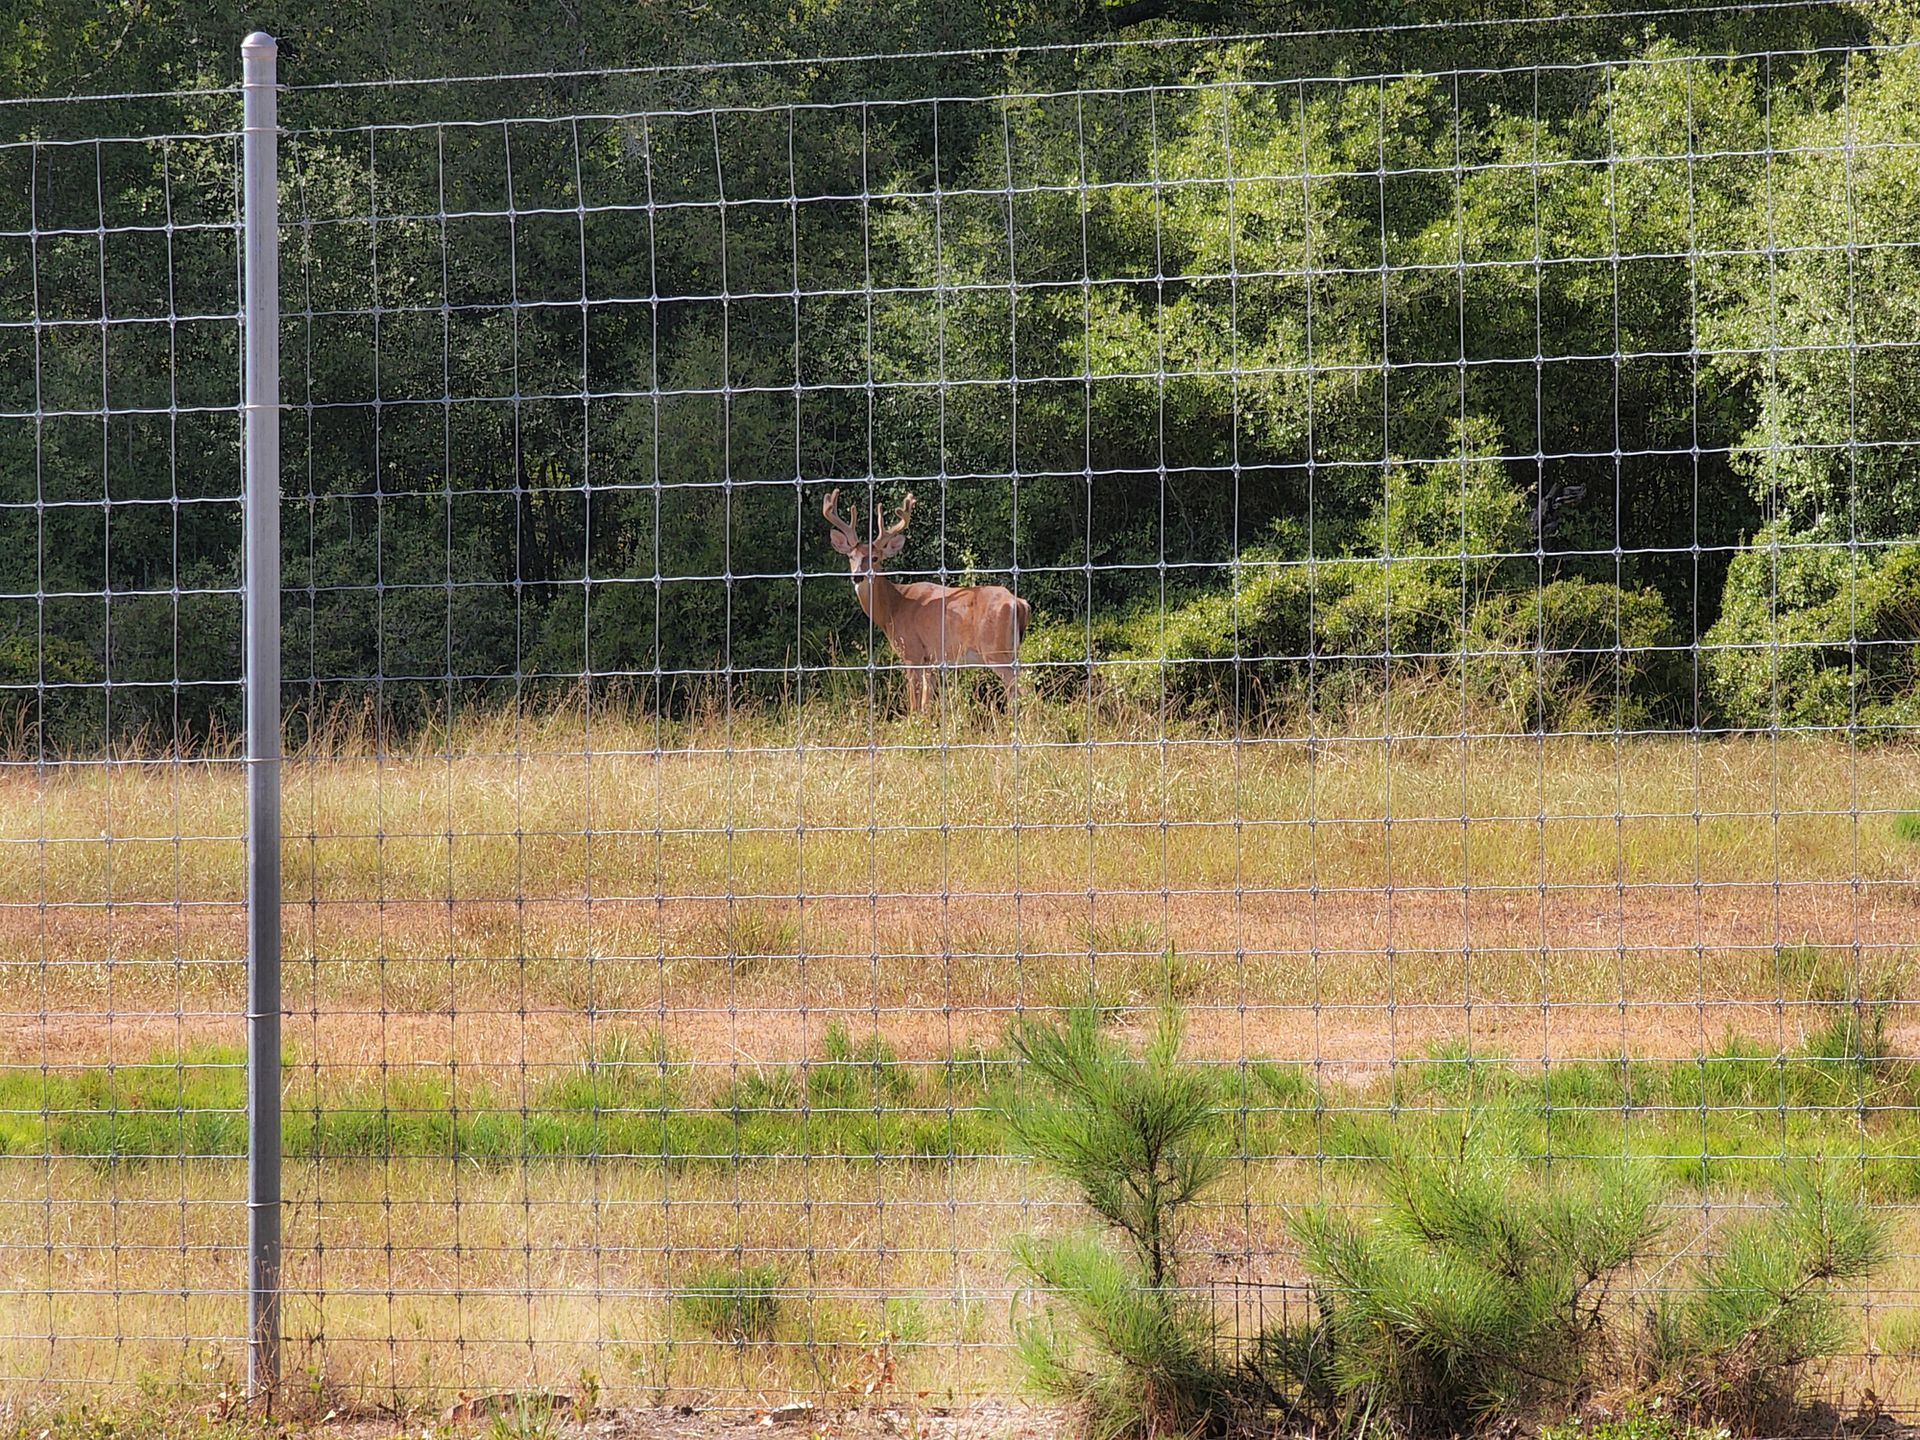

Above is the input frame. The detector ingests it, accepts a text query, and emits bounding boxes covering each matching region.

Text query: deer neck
[855,571,905,631]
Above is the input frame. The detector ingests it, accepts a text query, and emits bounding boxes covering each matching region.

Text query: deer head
[822,488,915,578]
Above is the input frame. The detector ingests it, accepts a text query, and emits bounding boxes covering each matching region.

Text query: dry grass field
[2,699,1918,1416]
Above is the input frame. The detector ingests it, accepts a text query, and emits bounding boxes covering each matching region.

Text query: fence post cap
[242,31,278,56]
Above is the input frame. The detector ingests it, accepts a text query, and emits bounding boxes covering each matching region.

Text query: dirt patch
[301,1401,1070,1440]
[4,882,1916,1072]
[598,1402,1064,1440]
[6,996,1915,1086]
[7,885,1920,969]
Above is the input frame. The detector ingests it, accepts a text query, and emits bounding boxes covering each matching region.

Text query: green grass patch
[0,1044,249,1159]
[1540,1412,1729,1440]
[4,1026,1916,1193]
[674,1263,786,1342]
[0,1035,1007,1167]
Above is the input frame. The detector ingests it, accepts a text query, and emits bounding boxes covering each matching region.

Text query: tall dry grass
[4,1156,1917,1416]
[3,693,1916,1067]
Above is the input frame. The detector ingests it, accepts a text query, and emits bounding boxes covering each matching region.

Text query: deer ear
[827,529,855,556]
[873,530,906,560]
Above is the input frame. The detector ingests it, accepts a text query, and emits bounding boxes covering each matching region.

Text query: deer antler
[822,488,858,545]
[880,492,915,538]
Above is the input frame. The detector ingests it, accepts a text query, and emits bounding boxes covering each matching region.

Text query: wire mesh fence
[0,83,255,1400]
[5,4,1920,1419]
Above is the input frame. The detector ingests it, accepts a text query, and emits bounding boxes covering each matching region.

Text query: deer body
[824,490,1030,712]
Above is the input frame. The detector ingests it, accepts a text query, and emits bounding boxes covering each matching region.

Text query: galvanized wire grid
[0,99,252,1393]
[3,15,1919,1416]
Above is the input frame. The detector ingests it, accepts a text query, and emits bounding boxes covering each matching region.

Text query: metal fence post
[241,28,283,1404]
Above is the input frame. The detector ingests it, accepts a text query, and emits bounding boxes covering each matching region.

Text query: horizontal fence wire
[4,3,1920,1421]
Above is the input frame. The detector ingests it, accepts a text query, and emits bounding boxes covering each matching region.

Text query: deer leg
[989,661,1021,710]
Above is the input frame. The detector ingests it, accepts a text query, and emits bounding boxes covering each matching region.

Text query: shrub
[1703,528,1920,733]
[675,1263,785,1343]
[1362,418,1530,569]
[1019,607,1159,704]
[0,632,108,755]
[1647,1167,1890,1429]
[1004,1000,1228,1290]
[1313,558,1464,671]
[1264,1124,1666,1434]
[1132,556,1467,714]
[1078,416,1705,732]
[1011,1232,1232,1440]
[1112,563,1689,730]
[1465,577,1682,731]
[1108,421,1523,714]
[992,998,1894,1439]
[1262,1115,1890,1436]
[997,998,1235,1438]
[1131,565,1313,711]
[1306,416,1532,697]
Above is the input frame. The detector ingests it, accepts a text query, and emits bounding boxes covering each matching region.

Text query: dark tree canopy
[5,0,1916,747]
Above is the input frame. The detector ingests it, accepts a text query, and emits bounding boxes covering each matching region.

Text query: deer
[821,488,1031,713]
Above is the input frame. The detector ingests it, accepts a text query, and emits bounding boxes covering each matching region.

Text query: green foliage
[1896,812,1920,844]
[1130,544,1681,734]
[1704,529,1920,732]
[1465,578,1682,732]
[1699,32,1920,541]
[1269,1123,1666,1434]
[1538,1406,1728,1440]
[1648,1168,1891,1428]
[481,1391,575,1440]
[1261,1124,1890,1436]
[675,1264,786,1343]
[1,1393,281,1440]
[1011,1232,1231,1440]
[1003,999,1228,1288]
[883,1296,930,1345]
[0,1034,1002,1166]
[807,1022,915,1111]
[1362,419,1531,567]
[1763,941,1910,1111]
[11,11,1920,742]
[1083,417,1688,729]
[0,633,109,754]
[0,1044,250,1160]
[1799,1001,1901,1110]
[7,1031,1919,1204]
[997,998,1236,1438]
